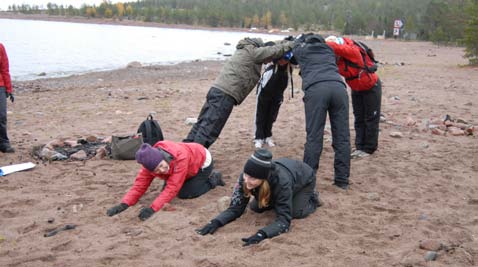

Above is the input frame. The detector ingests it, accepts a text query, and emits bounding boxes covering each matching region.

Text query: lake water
[0,19,282,81]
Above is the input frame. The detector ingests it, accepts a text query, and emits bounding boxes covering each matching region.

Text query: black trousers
[184,87,235,148]
[254,88,285,140]
[249,180,318,219]
[177,163,214,199]
[0,87,9,144]
[302,81,351,185]
[351,80,382,154]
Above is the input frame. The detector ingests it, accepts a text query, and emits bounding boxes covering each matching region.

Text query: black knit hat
[243,149,273,180]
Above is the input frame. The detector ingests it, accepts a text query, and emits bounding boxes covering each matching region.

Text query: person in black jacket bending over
[292,33,351,189]
[196,148,320,246]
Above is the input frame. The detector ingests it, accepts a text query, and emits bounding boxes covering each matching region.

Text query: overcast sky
[0,1,120,10]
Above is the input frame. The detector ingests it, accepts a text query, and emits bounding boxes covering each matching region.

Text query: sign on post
[393,19,403,37]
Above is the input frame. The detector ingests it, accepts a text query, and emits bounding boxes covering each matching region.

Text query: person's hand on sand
[196,219,222,235]
[138,207,155,221]
[106,203,129,216]
[241,231,266,246]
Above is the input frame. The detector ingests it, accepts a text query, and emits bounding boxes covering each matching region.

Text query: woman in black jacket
[196,148,320,246]
[292,33,351,189]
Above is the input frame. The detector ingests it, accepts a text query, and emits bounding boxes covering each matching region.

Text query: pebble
[418,214,428,220]
[70,150,87,160]
[389,131,403,138]
[217,196,231,212]
[366,192,380,201]
[419,142,429,149]
[47,217,55,224]
[419,239,443,251]
[424,251,438,261]
[185,117,198,125]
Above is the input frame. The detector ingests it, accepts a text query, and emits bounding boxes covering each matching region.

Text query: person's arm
[0,44,12,94]
[327,40,362,65]
[251,41,294,64]
[258,181,293,238]
[121,167,155,206]
[196,174,250,235]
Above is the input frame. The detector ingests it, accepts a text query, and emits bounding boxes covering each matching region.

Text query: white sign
[393,28,400,36]
[394,19,403,28]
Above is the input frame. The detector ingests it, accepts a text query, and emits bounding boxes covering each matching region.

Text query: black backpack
[343,40,379,81]
[137,115,164,146]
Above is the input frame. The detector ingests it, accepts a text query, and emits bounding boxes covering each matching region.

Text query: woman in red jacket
[106,141,224,221]
[0,43,14,153]
[326,36,382,158]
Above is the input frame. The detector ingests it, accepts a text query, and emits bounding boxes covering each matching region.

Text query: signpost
[393,19,404,38]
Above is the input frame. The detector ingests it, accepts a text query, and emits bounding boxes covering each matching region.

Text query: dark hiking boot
[0,143,15,153]
[209,171,225,188]
[311,191,322,207]
[333,181,349,190]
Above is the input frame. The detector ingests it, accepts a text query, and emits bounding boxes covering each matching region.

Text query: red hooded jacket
[327,37,378,91]
[0,43,13,93]
[121,141,206,211]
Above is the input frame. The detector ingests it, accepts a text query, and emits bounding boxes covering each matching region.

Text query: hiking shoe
[209,171,225,188]
[265,137,275,147]
[351,150,370,159]
[0,143,15,153]
[254,139,264,149]
[333,181,349,190]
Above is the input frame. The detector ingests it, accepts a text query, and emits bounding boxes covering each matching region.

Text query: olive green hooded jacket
[212,38,293,105]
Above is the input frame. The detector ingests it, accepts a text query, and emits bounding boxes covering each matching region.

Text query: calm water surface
[1,19,282,81]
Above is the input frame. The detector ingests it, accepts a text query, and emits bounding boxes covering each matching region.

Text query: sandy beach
[0,30,477,266]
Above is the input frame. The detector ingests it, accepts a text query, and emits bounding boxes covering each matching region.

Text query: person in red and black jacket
[326,36,382,158]
[0,43,15,153]
[106,141,225,221]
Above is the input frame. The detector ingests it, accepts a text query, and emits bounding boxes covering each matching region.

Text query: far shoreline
[2,12,291,83]
[0,11,293,35]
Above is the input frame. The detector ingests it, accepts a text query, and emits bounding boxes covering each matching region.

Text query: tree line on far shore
[6,0,478,65]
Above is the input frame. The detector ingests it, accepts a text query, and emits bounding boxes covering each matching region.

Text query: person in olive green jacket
[184,37,293,148]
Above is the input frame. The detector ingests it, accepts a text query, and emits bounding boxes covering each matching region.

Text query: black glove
[241,230,267,246]
[106,203,129,216]
[138,207,155,221]
[294,33,307,44]
[6,93,14,103]
[284,35,294,41]
[196,219,222,235]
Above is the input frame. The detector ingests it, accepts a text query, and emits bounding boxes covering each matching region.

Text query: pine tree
[463,0,478,65]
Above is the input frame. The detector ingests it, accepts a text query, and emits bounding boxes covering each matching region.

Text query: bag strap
[145,119,152,142]
[289,63,294,98]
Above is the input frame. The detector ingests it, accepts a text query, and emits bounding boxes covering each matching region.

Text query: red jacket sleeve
[149,158,189,211]
[327,39,363,66]
[121,167,154,206]
[0,44,13,93]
